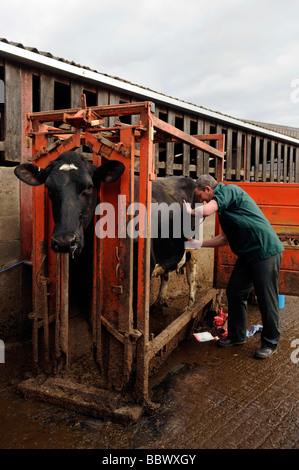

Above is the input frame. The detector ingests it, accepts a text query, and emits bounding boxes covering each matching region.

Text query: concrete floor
[0,296,298,451]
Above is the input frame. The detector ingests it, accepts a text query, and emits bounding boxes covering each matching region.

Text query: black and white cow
[14,151,199,309]
[134,176,199,308]
[14,151,125,256]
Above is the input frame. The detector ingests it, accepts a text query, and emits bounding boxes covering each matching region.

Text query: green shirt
[212,182,284,263]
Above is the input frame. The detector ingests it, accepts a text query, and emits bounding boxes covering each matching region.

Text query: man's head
[194,175,218,203]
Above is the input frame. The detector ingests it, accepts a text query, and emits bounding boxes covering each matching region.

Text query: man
[184,175,284,359]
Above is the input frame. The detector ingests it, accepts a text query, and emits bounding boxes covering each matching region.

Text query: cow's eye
[81,185,93,196]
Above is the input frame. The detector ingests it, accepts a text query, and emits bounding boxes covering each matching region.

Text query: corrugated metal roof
[1,38,299,144]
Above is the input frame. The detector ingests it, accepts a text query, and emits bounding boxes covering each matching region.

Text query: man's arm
[187,231,229,249]
[184,199,219,217]
[202,232,229,248]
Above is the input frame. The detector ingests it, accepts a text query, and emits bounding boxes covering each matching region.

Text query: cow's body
[134,176,199,308]
[15,151,199,308]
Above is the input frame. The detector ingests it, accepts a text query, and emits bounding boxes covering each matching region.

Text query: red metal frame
[24,98,225,403]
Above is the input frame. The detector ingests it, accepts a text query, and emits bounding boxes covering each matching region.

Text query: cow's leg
[151,264,170,307]
[186,250,199,307]
[156,272,170,307]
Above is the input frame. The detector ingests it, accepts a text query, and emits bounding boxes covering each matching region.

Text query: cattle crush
[16,97,226,419]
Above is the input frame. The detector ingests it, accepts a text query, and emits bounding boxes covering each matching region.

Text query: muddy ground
[0,284,298,451]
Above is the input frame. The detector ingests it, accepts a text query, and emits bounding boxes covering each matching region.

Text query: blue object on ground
[246,324,263,338]
[278,295,285,309]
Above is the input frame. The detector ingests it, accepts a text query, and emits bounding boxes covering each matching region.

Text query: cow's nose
[51,233,78,253]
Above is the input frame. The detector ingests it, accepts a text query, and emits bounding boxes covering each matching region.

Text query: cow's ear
[14,163,48,186]
[92,160,125,187]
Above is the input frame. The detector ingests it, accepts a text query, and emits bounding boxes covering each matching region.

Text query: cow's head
[14,151,125,256]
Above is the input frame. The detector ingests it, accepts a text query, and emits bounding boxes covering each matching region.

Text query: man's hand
[183,199,194,216]
[185,238,202,249]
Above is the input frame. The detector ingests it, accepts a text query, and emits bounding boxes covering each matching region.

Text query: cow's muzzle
[51,233,81,257]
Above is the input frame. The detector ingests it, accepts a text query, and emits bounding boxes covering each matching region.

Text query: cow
[14,151,125,256]
[134,176,200,309]
[14,151,200,310]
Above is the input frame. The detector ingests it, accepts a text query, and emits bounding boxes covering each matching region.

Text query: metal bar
[59,253,69,368]
[32,182,47,365]
[135,107,154,403]
[151,115,224,159]
[92,153,102,367]
[26,102,151,124]
[55,253,61,362]
[41,277,50,363]
[148,288,217,359]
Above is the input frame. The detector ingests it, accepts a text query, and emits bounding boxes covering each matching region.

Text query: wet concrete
[0,296,298,450]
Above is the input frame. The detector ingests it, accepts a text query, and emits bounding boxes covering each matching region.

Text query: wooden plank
[277,143,282,182]
[254,137,260,181]
[236,131,242,180]
[20,68,33,259]
[216,124,224,179]
[108,91,119,127]
[226,128,233,180]
[166,109,175,175]
[183,115,190,176]
[283,146,289,183]
[97,87,109,127]
[245,134,252,181]
[269,140,275,182]
[5,62,21,161]
[71,80,83,108]
[153,105,160,171]
[196,119,204,176]
[203,121,211,174]
[262,139,268,182]
[40,72,54,110]
[18,377,143,423]
[148,288,217,359]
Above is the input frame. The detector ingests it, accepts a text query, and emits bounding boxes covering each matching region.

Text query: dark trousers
[226,252,282,348]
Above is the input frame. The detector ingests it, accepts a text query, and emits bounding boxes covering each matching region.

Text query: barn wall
[1,55,299,182]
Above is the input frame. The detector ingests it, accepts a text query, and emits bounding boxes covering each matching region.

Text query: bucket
[278,295,285,309]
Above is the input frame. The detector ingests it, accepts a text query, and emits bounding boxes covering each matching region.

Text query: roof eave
[1,40,299,145]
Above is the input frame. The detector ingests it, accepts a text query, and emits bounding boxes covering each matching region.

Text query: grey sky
[2,0,299,127]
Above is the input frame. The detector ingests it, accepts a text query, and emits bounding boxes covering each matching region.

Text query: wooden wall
[1,58,299,183]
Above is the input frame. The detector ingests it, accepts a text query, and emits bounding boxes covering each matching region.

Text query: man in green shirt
[184,175,284,359]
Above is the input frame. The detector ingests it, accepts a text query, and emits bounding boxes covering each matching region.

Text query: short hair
[194,175,218,191]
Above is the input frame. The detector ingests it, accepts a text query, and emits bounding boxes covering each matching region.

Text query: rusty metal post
[134,104,155,403]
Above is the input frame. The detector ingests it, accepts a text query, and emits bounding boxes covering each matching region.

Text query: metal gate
[214,182,299,296]
[21,97,225,410]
